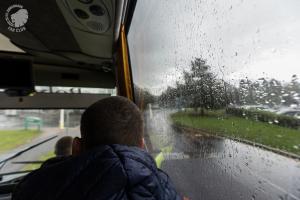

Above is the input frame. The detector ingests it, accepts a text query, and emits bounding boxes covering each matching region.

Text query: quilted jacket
[12,144,181,200]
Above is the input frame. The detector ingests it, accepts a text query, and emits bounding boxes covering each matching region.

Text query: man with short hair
[74,95,144,152]
[55,136,73,157]
[40,136,74,168]
[13,96,181,200]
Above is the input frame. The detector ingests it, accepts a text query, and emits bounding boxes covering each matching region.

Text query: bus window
[0,86,114,181]
[0,109,82,176]
[128,0,300,199]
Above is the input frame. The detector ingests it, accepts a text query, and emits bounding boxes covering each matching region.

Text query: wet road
[145,109,300,200]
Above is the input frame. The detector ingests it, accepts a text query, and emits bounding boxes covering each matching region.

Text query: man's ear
[139,138,145,149]
[72,137,83,156]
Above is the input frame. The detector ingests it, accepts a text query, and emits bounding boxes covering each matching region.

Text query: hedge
[226,107,300,129]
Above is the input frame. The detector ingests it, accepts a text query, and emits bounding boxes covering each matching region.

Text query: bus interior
[0,0,300,200]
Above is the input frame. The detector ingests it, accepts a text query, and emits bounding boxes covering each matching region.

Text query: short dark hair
[80,96,144,148]
[55,136,73,156]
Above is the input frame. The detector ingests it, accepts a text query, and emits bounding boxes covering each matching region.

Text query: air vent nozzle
[86,21,104,32]
[64,0,111,33]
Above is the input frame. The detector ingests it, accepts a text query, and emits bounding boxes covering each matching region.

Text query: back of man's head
[55,136,73,156]
[80,96,144,149]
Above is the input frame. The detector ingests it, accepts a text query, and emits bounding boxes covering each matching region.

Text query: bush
[226,107,300,129]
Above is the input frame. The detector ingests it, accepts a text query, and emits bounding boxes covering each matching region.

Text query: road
[145,109,300,200]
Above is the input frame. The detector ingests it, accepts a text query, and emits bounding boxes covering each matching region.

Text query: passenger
[41,136,73,167]
[13,96,181,200]
[54,136,73,157]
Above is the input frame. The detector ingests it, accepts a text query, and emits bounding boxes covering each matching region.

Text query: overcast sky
[128,0,300,94]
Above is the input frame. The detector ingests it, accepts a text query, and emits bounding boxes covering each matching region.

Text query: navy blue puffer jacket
[13,145,181,200]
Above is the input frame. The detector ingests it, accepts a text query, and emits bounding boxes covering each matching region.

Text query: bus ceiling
[0,0,137,107]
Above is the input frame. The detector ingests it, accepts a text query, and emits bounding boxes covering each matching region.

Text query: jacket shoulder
[111,145,181,200]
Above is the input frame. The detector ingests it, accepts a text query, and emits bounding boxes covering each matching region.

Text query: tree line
[157,57,300,114]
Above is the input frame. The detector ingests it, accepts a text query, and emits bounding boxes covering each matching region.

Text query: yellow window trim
[119,25,134,101]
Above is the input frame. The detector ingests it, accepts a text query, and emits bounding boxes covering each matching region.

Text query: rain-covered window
[128,0,300,199]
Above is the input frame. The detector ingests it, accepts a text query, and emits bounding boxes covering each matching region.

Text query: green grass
[23,151,55,170]
[0,130,41,154]
[171,111,300,156]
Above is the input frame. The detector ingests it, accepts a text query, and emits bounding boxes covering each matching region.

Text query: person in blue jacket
[13,96,181,200]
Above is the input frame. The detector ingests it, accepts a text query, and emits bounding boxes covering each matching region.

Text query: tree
[134,85,156,110]
[282,75,300,106]
[182,58,230,114]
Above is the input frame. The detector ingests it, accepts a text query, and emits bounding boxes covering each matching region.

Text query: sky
[128,0,300,94]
